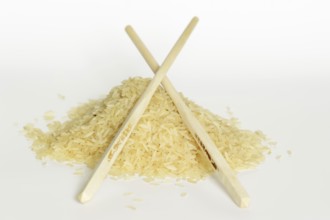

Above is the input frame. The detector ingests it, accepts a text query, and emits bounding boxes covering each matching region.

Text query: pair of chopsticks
[78,17,249,208]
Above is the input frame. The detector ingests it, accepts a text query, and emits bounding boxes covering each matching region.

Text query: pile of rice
[24,77,270,182]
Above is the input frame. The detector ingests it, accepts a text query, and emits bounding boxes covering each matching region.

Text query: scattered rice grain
[58,94,66,100]
[73,168,84,176]
[126,205,136,210]
[180,192,187,197]
[43,111,55,121]
[123,192,134,196]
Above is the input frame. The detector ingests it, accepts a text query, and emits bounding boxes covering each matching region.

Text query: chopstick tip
[125,25,133,32]
[78,192,90,204]
[192,16,199,23]
[239,197,250,208]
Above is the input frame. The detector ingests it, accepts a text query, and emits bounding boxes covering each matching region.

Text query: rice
[43,111,55,121]
[24,77,270,182]
[126,205,136,210]
[180,192,188,197]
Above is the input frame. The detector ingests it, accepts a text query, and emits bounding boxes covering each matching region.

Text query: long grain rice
[24,77,270,182]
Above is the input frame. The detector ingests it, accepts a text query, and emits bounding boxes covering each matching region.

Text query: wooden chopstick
[78,17,199,203]
[125,25,250,208]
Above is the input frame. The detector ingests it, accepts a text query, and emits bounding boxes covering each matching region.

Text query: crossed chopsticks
[78,17,249,208]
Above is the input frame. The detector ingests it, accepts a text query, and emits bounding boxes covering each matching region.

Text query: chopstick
[78,17,199,203]
[125,25,250,208]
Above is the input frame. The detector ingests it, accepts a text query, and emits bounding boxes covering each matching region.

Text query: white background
[1,0,330,219]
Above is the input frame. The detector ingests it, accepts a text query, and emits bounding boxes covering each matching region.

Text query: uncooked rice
[24,77,270,182]
[43,111,55,121]
[126,205,136,210]
[180,192,188,197]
